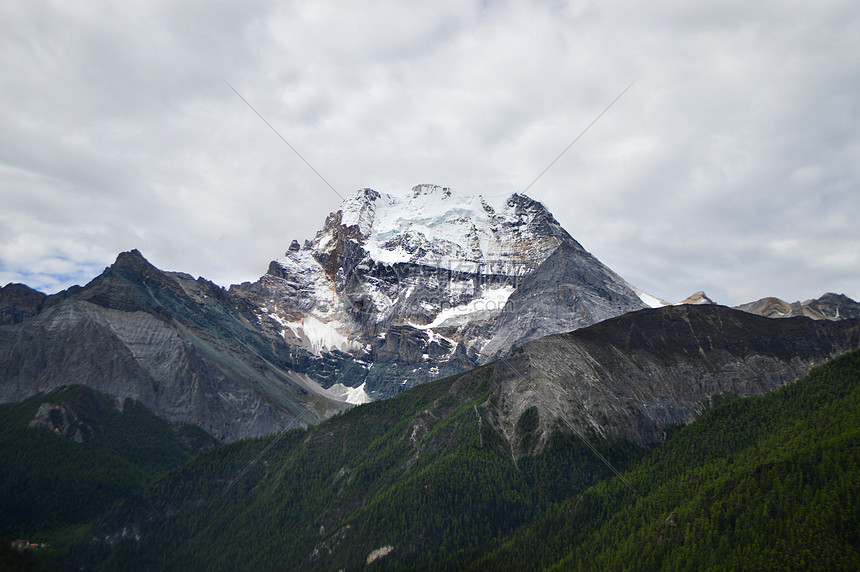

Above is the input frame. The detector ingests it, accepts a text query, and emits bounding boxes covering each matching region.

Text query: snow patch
[423,328,454,347]
[418,285,516,329]
[282,315,360,355]
[326,382,372,405]
[636,290,668,309]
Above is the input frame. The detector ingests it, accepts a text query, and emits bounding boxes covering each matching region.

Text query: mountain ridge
[0,249,349,441]
[452,304,860,450]
[735,291,860,320]
[3,186,858,441]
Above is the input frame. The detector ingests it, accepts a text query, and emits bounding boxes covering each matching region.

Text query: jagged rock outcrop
[0,283,47,325]
[0,282,81,325]
[29,401,88,442]
[735,292,860,320]
[0,250,349,441]
[459,304,860,451]
[232,185,651,398]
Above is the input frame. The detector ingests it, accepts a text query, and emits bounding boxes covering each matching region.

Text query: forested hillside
[0,386,216,567]
[70,367,643,570]
[454,348,860,571]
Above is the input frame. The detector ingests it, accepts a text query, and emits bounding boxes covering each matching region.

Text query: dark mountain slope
[0,282,80,326]
[72,360,642,572]
[0,385,216,563]
[0,283,47,325]
[0,250,349,441]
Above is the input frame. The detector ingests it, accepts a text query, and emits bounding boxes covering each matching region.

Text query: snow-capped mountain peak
[318,184,574,274]
[234,184,656,400]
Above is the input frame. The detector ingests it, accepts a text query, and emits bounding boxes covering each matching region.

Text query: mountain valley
[14,307,854,571]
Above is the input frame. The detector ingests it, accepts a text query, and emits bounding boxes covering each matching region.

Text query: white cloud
[1,0,858,306]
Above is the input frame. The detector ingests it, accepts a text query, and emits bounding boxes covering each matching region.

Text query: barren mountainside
[474,304,860,449]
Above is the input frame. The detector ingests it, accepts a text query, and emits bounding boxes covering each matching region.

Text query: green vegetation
[67,372,641,571]
[0,386,216,566]
[4,348,858,570]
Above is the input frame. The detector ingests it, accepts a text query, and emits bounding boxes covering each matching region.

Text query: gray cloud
[1,0,858,306]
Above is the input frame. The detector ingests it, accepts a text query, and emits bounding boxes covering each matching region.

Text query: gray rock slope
[458,304,860,453]
[461,240,648,361]
[0,250,349,441]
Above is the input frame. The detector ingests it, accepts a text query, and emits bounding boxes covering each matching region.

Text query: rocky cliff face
[459,304,860,452]
[460,241,649,360]
[0,250,349,441]
[232,184,650,398]
[0,283,47,325]
[0,282,81,325]
[735,292,860,320]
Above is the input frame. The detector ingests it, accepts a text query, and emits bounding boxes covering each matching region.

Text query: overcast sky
[1,0,858,306]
